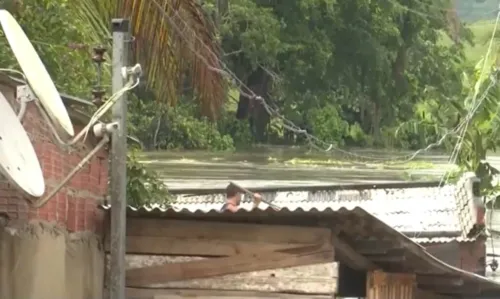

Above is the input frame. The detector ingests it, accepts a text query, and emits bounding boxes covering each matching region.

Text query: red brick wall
[0,82,108,233]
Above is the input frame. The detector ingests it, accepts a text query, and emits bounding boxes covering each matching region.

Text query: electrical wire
[82,77,140,142]
[150,0,417,161]
[0,39,91,50]
[0,68,140,146]
[437,6,500,187]
[150,0,500,163]
[1,1,493,163]
[0,0,489,163]
[389,0,454,20]
[0,68,26,81]
[54,77,140,145]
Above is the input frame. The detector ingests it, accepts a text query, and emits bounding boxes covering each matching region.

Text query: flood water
[139,146,497,190]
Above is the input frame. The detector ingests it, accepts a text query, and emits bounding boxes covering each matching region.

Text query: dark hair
[226,184,240,197]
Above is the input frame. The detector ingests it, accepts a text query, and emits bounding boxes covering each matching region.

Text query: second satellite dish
[0,9,75,137]
[0,92,45,197]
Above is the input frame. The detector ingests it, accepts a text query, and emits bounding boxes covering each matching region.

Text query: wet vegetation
[2,0,500,203]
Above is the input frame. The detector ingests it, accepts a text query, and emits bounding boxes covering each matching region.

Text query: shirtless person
[220,183,262,212]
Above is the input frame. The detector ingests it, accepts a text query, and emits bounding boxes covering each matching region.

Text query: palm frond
[75,0,225,118]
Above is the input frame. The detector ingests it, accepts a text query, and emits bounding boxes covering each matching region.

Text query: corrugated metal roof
[105,198,467,244]
[163,185,462,237]
[102,174,481,243]
[104,205,500,296]
[413,237,476,244]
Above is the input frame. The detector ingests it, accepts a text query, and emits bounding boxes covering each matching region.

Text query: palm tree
[76,0,226,118]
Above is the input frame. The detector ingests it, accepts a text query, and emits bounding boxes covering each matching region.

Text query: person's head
[226,184,242,204]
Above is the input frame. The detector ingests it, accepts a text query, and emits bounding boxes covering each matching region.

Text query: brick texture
[0,82,108,233]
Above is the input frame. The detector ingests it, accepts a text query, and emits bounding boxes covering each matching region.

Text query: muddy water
[139,146,500,190]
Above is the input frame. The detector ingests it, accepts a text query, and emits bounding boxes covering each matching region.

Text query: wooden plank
[131,263,336,294]
[352,240,402,255]
[106,235,319,256]
[367,271,415,299]
[126,288,334,299]
[414,289,454,299]
[126,245,334,287]
[150,275,336,295]
[125,219,331,245]
[417,275,463,287]
[126,256,337,294]
[331,233,377,270]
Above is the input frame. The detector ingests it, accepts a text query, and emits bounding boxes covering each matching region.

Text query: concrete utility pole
[109,18,130,299]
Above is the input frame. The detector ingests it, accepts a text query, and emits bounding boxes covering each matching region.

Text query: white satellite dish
[0,9,74,137]
[0,91,45,197]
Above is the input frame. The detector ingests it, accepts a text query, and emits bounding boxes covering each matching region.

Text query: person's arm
[252,193,262,209]
[226,203,239,212]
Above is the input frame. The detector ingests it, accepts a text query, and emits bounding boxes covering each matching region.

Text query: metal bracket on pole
[109,18,130,299]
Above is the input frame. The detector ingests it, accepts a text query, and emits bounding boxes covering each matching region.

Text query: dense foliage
[0,0,173,205]
[133,0,471,151]
[2,0,500,204]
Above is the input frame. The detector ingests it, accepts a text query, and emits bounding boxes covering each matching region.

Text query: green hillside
[451,0,498,64]
[457,0,497,23]
[465,20,496,63]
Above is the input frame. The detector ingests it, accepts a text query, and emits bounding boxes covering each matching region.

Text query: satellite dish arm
[30,134,110,208]
[35,77,139,147]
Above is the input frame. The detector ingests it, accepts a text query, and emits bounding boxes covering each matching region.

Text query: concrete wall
[0,221,104,299]
[0,80,109,299]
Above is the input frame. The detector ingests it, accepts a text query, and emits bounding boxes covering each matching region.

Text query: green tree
[403,32,500,201]
[212,0,467,148]
[74,0,226,118]
[0,0,173,206]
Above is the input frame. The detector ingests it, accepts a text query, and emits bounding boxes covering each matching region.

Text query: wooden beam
[126,288,334,299]
[365,255,406,263]
[105,235,315,256]
[138,263,337,294]
[364,249,406,263]
[331,234,378,270]
[351,240,402,255]
[414,289,458,299]
[125,219,331,245]
[126,245,334,287]
[417,274,464,287]
[424,283,482,296]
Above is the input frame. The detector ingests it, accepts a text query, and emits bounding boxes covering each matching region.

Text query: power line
[4,1,490,163]
[0,39,92,50]
[438,6,500,187]
[149,0,500,163]
[15,0,492,164]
